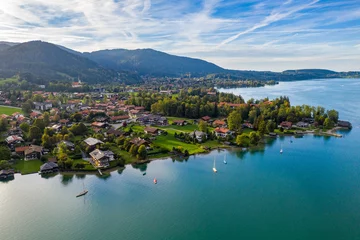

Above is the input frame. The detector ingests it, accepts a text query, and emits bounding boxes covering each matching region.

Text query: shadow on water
[61,174,74,186]
[40,173,58,179]
[75,174,86,179]
[131,163,148,172]
[96,173,111,180]
[0,176,15,183]
[117,167,125,175]
[171,156,189,163]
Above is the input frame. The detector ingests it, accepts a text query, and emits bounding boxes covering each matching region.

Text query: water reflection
[61,174,74,186]
[75,174,86,179]
[96,173,111,180]
[40,173,58,179]
[131,163,148,172]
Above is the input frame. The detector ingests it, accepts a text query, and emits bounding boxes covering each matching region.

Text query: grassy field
[72,160,96,171]
[0,106,22,115]
[153,134,206,155]
[159,124,198,133]
[14,160,43,175]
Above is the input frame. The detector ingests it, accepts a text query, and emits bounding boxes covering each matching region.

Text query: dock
[98,169,103,175]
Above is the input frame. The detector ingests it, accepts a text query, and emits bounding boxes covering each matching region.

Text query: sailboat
[76,181,88,198]
[223,154,227,164]
[213,157,217,173]
[280,144,283,154]
[153,178,157,184]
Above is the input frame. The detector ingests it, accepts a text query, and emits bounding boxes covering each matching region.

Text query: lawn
[14,159,43,175]
[153,134,206,155]
[158,124,198,133]
[0,106,23,115]
[109,145,136,164]
[72,159,96,171]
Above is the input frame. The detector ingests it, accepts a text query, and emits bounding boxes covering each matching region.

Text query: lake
[1,79,360,240]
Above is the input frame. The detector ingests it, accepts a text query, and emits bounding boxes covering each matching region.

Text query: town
[0,82,352,181]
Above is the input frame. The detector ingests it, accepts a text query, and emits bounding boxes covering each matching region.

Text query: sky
[0,0,359,71]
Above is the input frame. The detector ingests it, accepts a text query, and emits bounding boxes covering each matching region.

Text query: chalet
[214,127,232,138]
[16,116,27,124]
[33,102,52,111]
[242,122,254,129]
[144,127,159,135]
[0,169,14,180]
[110,115,130,123]
[15,146,30,156]
[129,109,141,118]
[7,127,22,136]
[201,116,211,122]
[84,137,104,149]
[130,137,150,147]
[338,120,352,129]
[213,120,226,128]
[89,149,110,168]
[6,135,24,148]
[40,162,59,174]
[30,111,41,119]
[11,112,23,119]
[57,140,75,151]
[192,130,206,142]
[24,145,43,160]
[91,122,106,128]
[137,115,168,126]
[173,120,186,126]
[59,119,70,126]
[106,128,124,137]
[279,121,293,130]
[296,121,309,128]
[103,150,115,161]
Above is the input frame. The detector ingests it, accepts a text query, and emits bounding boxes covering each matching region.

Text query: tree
[129,144,139,156]
[0,160,11,170]
[43,112,50,126]
[324,117,335,129]
[258,117,266,135]
[28,126,42,141]
[228,111,242,131]
[137,145,147,160]
[236,133,249,147]
[69,123,87,136]
[249,132,260,145]
[22,102,32,115]
[0,117,8,131]
[327,110,339,123]
[266,121,276,133]
[198,120,207,132]
[0,146,11,160]
[71,112,82,122]
[33,119,45,131]
[20,122,30,133]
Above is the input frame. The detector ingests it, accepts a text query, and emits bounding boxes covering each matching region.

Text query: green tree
[33,119,45,131]
[324,117,335,129]
[0,146,11,160]
[21,102,32,115]
[0,160,11,170]
[19,122,30,133]
[43,112,50,126]
[266,121,276,133]
[236,133,249,147]
[258,117,266,136]
[228,111,242,131]
[0,118,8,131]
[137,145,147,160]
[129,144,139,156]
[249,132,260,145]
[198,120,208,132]
[28,126,42,141]
[32,94,44,102]
[327,110,339,123]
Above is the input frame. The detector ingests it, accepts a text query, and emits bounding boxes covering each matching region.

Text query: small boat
[223,154,227,164]
[280,144,283,154]
[213,156,217,173]
[153,178,157,184]
[76,182,88,198]
[143,172,146,176]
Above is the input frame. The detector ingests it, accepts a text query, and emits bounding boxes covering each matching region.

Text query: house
[106,128,124,137]
[192,130,206,142]
[6,135,24,148]
[129,109,141,118]
[0,169,14,180]
[89,149,110,168]
[33,102,53,111]
[91,122,106,128]
[213,119,226,128]
[84,137,104,149]
[110,115,130,123]
[338,120,352,129]
[24,145,43,160]
[7,127,23,136]
[279,121,293,130]
[57,140,75,151]
[137,115,168,126]
[59,119,70,126]
[296,121,309,128]
[214,127,232,138]
[103,150,115,161]
[201,116,211,122]
[242,122,254,129]
[40,162,59,174]
[30,111,41,119]
[269,132,277,138]
[50,124,62,132]
[130,137,150,147]
[144,127,159,135]
[173,120,186,126]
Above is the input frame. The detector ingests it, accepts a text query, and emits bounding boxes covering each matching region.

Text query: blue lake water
[1,78,360,240]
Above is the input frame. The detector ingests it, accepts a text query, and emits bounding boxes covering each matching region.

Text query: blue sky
[0,0,359,71]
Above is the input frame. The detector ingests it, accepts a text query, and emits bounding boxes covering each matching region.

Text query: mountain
[0,41,140,84]
[83,49,225,76]
[0,42,18,52]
